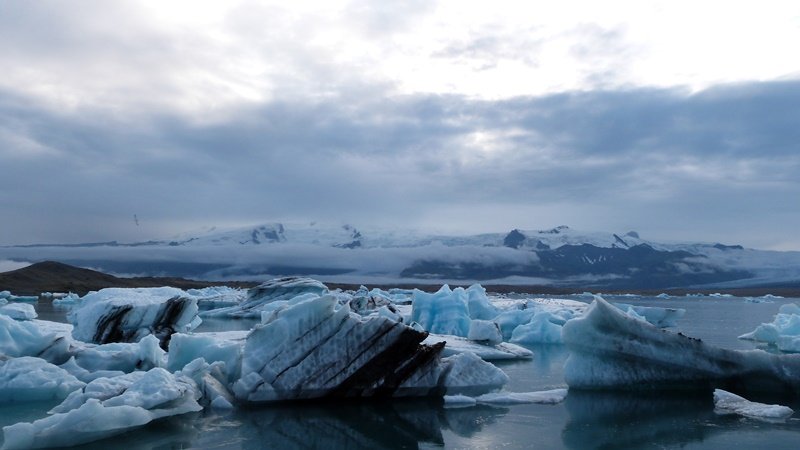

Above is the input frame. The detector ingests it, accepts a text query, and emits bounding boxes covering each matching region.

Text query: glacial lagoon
[5,294,800,449]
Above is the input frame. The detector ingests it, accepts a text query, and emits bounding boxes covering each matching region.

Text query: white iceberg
[423,334,533,360]
[739,303,800,352]
[467,319,503,345]
[0,315,72,363]
[0,303,37,321]
[1,367,202,450]
[69,287,201,347]
[713,389,794,422]
[0,357,84,403]
[475,388,568,405]
[613,303,685,327]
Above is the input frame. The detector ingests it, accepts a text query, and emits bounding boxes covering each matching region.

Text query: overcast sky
[1,0,799,250]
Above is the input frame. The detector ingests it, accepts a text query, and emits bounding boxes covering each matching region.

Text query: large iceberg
[69,287,201,348]
[232,294,507,402]
[563,297,800,391]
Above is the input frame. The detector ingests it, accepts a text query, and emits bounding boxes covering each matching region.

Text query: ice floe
[713,389,794,422]
[474,388,568,405]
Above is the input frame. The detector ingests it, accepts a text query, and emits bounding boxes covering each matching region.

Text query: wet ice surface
[6,294,800,449]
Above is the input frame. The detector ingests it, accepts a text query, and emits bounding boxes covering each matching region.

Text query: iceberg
[0,303,37,321]
[232,294,507,403]
[467,320,503,345]
[423,334,532,361]
[563,297,800,391]
[200,277,327,318]
[0,357,84,403]
[0,315,72,363]
[410,285,471,337]
[69,287,201,348]
[509,311,564,344]
[739,303,800,352]
[474,388,567,405]
[1,368,202,450]
[713,389,793,422]
[613,303,685,328]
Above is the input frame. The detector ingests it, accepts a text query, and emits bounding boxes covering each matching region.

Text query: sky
[1,0,799,250]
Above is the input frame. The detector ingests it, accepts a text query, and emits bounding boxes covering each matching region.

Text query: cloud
[1,79,799,248]
[1,1,799,249]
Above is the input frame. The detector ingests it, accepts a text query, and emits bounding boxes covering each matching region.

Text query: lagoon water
[7,294,800,449]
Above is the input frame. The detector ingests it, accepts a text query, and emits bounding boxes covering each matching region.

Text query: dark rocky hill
[0,261,256,296]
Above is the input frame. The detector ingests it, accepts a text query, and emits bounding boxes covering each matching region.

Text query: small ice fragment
[713,389,793,422]
[475,388,567,405]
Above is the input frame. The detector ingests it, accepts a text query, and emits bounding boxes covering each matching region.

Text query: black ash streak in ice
[563,297,800,393]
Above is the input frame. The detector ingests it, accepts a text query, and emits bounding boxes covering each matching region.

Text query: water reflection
[562,390,716,449]
[26,400,510,450]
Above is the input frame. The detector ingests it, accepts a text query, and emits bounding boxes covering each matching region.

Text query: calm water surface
[7,295,800,449]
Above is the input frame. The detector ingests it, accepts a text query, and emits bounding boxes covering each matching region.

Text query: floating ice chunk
[0,315,71,363]
[466,284,498,320]
[71,334,165,374]
[0,291,10,299]
[739,303,800,351]
[424,334,533,360]
[613,303,685,328]
[187,286,246,311]
[475,388,568,405]
[439,351,509,396]
[443,394,477,408]
[167,332,244,382]
[0,357,84,403]
[494,309,536,341]
[0,303,37,320]
[52,293,80,306]
[563,297,800,391]
[713,389,794,422]
[201,277,327,318]
[232,294,507,403]
[656,293,670,299]
[69,287,200,347]
[175,358,235,409]
[467,320,503,345]
[410,285,471,337]
[2,368,202,450]
[509,311,563,344]
[0,299,6,307]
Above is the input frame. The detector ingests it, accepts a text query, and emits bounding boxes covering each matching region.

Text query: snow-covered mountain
[2,222,799,289]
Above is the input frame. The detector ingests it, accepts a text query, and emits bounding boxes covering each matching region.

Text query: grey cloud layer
[1,80,799,247]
